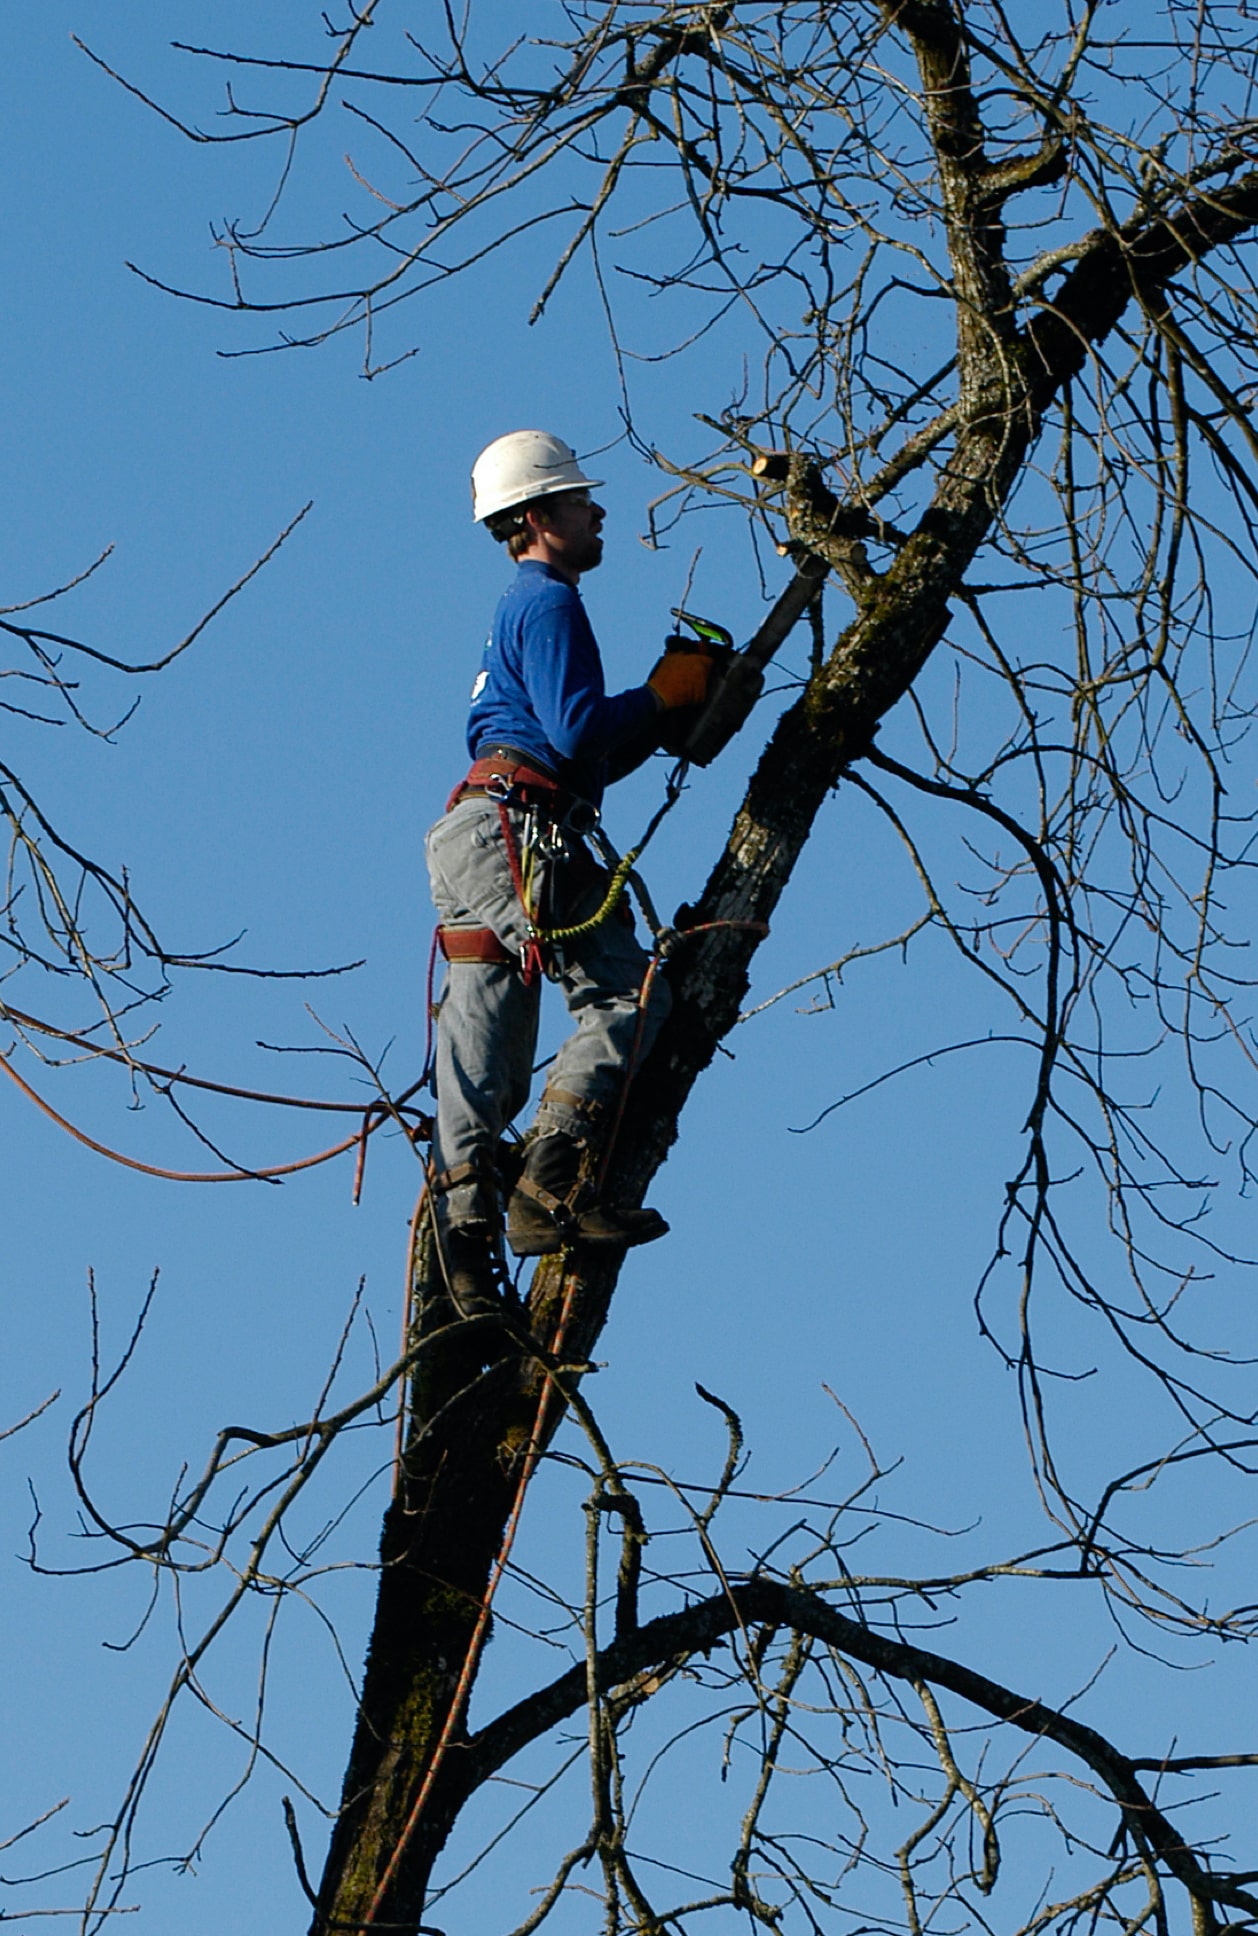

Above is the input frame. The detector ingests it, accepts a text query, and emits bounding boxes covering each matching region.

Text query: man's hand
[648,642,716,711]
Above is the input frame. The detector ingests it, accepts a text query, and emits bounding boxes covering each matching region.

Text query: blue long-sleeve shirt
[466,561,658,805]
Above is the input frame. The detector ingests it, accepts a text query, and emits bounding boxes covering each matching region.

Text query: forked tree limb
[454,1577,1255,1931]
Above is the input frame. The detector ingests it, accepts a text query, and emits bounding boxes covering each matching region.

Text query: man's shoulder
[510,563,583,612]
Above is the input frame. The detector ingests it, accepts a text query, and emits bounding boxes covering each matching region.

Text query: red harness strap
[436,925,516,966]
[492,798,546,986]
[445,752,572,816]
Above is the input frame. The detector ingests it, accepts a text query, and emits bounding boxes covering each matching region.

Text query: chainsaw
[657,554,828,767]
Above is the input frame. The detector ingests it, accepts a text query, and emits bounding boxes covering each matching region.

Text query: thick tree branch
[459,1577,1254,1925]
[1026,168,1258,403]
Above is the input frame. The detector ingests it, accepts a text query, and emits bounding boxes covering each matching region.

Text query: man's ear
[523,502,553,540]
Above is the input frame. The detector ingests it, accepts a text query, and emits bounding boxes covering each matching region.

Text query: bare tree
[44,4,1258,1933]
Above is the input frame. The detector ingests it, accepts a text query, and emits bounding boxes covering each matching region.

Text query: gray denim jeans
[425,796,672,1226]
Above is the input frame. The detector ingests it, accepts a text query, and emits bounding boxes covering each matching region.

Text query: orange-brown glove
[647,646,715,711]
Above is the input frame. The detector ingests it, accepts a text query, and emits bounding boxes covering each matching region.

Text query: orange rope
[597,919,768,1196]
[0,1047,367,1184]
[391,1185,429,1501]
[365,1273,580,1924]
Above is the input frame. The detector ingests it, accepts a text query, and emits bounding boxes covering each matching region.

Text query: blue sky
[3,8,1257,1932]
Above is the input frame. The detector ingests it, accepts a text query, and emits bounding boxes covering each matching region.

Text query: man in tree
[425,430,713,1311]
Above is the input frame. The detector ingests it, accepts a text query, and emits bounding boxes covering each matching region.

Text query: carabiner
[564,797,601,837]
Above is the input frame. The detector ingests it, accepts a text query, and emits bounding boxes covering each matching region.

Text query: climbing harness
[435,747,687,987]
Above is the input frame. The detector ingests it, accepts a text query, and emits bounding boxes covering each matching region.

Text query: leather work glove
[647,643,715,711]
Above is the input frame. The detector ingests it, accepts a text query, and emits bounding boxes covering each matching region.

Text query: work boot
[436,1221,505,1322]
[506,1131,669,1258]
[430,1155,510,1321]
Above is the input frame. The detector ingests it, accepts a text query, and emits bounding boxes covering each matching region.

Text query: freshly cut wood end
[751,450,792,481]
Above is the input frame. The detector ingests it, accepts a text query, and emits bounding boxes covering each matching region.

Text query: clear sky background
[3,9,1256,1933]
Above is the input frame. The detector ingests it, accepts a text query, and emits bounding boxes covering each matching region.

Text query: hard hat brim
[474,472,605,522]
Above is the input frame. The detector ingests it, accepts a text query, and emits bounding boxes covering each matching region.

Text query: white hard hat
[471,429,604,523]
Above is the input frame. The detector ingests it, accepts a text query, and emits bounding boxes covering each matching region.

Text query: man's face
[531,489,605,576]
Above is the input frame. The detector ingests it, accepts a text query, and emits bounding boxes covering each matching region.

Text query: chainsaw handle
[682,655,765,767]
[681,556,827,767]
[671,608,735,653]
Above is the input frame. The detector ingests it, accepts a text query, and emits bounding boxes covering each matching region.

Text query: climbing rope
[0,1046,409,1187]
[534,843,641,946]
[0,1006,431,1197]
